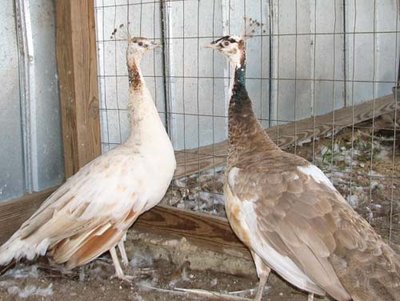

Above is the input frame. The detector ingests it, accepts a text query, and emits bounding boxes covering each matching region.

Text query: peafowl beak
[148,41,161,50]
[204,41,219,49]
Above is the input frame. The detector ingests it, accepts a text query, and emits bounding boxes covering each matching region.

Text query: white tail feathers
[0,233,49,266]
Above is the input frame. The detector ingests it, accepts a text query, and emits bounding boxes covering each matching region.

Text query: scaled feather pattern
[208,29,400,301]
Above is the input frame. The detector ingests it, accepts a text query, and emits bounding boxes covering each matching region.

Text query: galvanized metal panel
[0,0,64,202]
[28,0,64,191]
[345,0,399,106]
[0,0,25,202]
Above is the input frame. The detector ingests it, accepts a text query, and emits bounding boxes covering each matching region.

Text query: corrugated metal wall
[96,0,399,150]
[0,0,64,202]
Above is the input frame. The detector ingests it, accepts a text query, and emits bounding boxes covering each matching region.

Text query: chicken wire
[94,0,400,247]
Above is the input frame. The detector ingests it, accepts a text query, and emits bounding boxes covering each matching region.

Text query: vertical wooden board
[56,0,101,177]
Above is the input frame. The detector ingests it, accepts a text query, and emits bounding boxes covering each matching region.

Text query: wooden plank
[0,187,58,244]
[0,195,250,260]
[55,0,101,178]
[134,205,251,259]
[174,94,397,178]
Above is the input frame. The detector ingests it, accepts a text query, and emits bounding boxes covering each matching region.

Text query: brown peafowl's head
[206,17,261,67]
[206,35,244,66]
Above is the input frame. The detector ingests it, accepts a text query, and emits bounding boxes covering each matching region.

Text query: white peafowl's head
[110,25,160,61]
[127,37,160,59]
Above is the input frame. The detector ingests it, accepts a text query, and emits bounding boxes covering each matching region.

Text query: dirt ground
[0,246,324,301]
[0,116,399,300]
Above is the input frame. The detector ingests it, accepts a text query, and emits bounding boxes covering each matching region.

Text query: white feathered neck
[124,53,168,148]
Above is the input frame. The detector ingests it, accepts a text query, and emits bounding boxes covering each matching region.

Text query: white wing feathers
[0,147,148,266]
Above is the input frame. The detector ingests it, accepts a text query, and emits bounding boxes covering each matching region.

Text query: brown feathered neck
[127,54,144,91]
[228,41,280,164]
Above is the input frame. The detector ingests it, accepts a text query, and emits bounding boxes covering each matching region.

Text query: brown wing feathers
[51,209,138,269]
[231,159,400,300]
[64,226,120,268]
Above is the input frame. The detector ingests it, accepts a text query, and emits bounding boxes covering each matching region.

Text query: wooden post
[55,0,101,178]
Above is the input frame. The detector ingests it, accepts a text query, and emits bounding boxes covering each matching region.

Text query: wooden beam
[134,205,251,259]
[0,187,58,244]
[55,0,101,178]
[174,94,397,178]
[0,194,249,260]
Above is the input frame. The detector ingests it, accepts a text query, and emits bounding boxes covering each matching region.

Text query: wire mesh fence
[94,0,400,247]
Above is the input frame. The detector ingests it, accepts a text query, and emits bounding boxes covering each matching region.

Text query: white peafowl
[206,20,400,301]
[0,37,176,281]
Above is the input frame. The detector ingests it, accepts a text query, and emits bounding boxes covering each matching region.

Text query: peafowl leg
[117,235,129,266]
[110,246,132,282]
[252,251,271,301]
